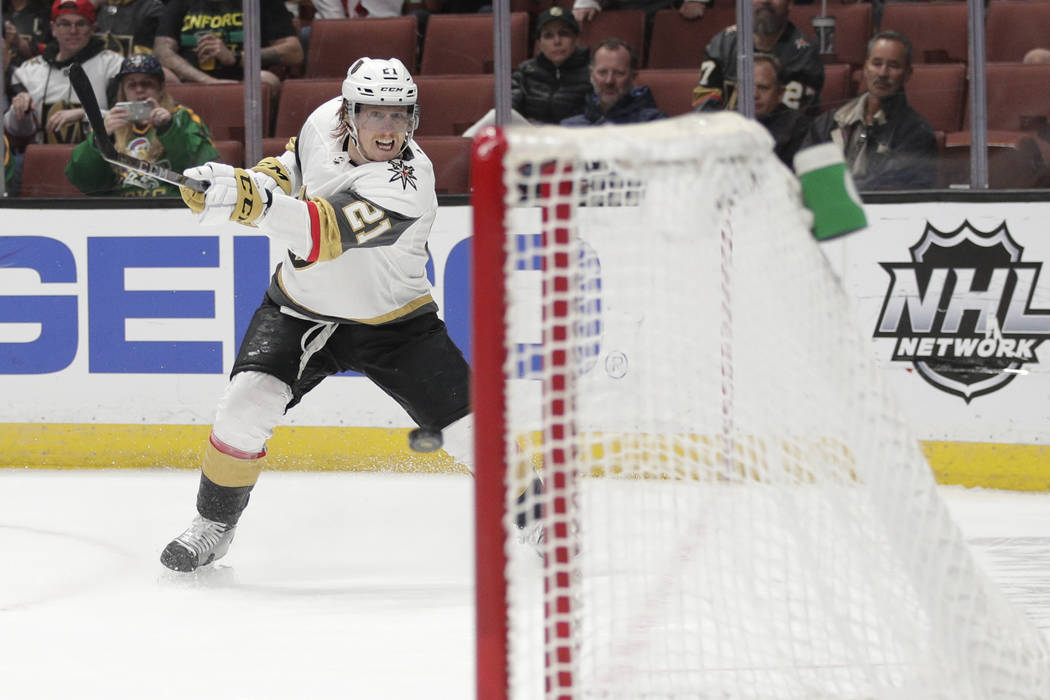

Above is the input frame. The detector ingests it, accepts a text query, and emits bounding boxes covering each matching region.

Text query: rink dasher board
[0,203,1049,488]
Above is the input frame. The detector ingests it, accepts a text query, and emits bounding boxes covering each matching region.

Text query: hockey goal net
[470,114,1050,700]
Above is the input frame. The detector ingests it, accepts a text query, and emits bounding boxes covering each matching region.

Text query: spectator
[65,53,220,196]
[310,0,405,17]
[512,7,591,124]
[3,133,12,192]
[752,53,809,167]
[3,0,123,146]
[153,0,304,97]
[3,0,50,66]
[1023,48,1050,65]
[561,37,666,126]
[94,0,165,59]
[573,0,709,25]
[801,30,937,190]
[692,0,824,115]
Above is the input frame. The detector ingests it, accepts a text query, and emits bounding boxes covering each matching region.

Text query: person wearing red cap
[3,0,122,147]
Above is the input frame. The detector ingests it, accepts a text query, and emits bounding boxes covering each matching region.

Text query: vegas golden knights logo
[43,100,88,144]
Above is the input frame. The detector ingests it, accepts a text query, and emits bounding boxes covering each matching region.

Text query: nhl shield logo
[874,220,1050,402]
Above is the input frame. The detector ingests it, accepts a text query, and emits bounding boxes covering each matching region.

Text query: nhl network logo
[874,220,1050,402]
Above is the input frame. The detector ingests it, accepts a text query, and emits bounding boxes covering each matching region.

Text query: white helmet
[342,57,419,151]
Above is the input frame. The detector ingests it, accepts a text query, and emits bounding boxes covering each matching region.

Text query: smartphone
[115,101,152,121]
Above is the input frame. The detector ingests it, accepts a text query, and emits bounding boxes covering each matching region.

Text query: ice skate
[160,515,236,572]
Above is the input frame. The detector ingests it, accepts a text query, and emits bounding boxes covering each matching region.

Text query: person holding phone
[65,52,220,196]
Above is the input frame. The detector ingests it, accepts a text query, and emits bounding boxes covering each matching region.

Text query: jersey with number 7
[692,22,825,115]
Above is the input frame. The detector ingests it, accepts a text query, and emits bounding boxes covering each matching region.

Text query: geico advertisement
[0,208,472,427]
[3,202,1050,444]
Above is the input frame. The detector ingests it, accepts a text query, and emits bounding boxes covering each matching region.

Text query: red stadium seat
[212,140,245,168]
[966,63,1050,132]
[908,63,966,134]
[415,136,472,194]
[647,5,741,70]
[634,69,697,116]
[420,12,529,74]
[987,0,1050,63]
[304,17,419,78]
[271,79,342,139]
[879,2,968,65]
[21,144,82,198]
[789,3,873,70]
[413,74,495,136]
[939,131,1048,189]
[576,9,645,56]
[817,63,852,114]
[166,82,272,142]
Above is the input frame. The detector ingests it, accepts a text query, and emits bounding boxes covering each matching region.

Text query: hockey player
[161,57,473,573]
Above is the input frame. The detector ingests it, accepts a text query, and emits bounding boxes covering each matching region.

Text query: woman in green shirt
[66,53,219,196]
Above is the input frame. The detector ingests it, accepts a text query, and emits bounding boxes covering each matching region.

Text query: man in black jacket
[801,30,937,190]
[753,53,809,168]
[561,38,666,126]
[511,7,591,125]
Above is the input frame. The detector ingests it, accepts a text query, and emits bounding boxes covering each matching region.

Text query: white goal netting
[474,113,1050,700]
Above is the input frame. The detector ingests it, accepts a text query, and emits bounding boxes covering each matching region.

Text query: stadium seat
[304,16,419,78]
[415,136,472,194]
[939,131,1048,189]
[967,63,1050,132]
[212,140,245,168]
[878,2,968,65]
[167,82,272,142]
[817,63,852,114]
[576,9,645,57]
[21,144,82,197]
[789,3,873,70]
[987,0,1050,63]
[908,63,966,134]
[648,6,738,70]
[634,69,697,116]
[271,79,342,139]
[420,12,529,74]
[262,137,293,159]
[413,74,495,136]
[510,0,556,15]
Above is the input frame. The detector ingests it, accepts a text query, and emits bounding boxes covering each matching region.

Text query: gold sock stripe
[202,441,265,487]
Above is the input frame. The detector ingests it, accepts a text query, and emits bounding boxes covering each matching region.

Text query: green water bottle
[793,142,867,241]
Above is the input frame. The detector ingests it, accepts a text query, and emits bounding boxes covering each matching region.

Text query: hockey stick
[68,63,208,193]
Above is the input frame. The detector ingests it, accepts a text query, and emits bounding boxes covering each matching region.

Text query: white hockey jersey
[258,97,439,325]
[4,43,123,143]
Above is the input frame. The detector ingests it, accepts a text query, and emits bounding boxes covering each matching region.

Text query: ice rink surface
[1,469,1049,700]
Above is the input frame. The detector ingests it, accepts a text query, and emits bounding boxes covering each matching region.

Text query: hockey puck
[408,428,443,453]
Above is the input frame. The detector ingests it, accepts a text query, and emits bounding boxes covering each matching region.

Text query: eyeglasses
[54,19,91,30]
